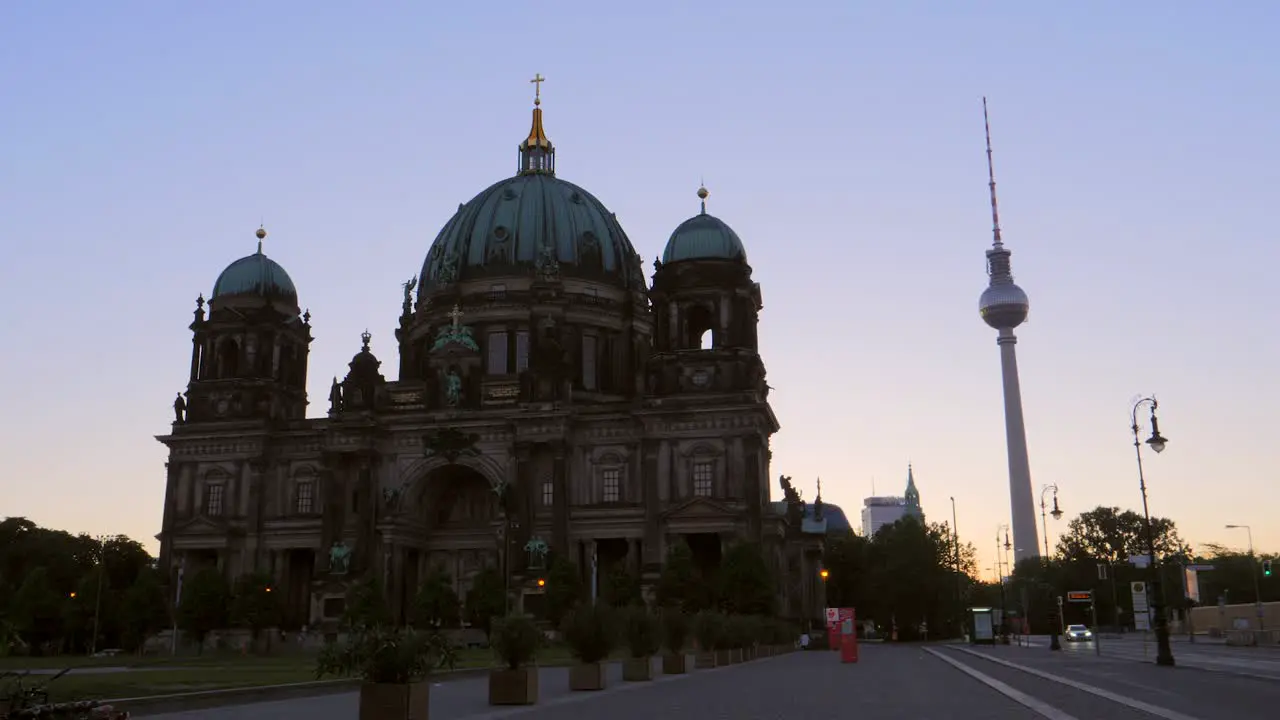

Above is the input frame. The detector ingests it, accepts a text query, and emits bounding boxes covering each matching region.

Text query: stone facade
[155,98,826,630]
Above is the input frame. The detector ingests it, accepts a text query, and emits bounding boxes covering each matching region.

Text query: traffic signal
[1265,560,1272,577]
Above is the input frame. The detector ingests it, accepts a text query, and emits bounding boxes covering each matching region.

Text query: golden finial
[697,184,709,214]
[255,225,267,253]
[530,73,545,106]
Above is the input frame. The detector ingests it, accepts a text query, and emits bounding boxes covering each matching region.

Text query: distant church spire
[518,73,555,176]
[904,464,922,517]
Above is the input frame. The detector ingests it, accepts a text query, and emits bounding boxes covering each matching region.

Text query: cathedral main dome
[417,88,644,296]
[418,174,643,292]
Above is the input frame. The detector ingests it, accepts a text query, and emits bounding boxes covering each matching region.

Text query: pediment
[662,496,737,520]
[174,515,228,534]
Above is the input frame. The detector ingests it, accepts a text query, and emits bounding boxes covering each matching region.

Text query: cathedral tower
[180,227,312,424]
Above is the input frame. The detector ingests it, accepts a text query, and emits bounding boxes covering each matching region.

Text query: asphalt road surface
[142,643,1280,719]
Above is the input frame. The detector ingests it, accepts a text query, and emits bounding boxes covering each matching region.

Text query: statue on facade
[401,275,417,312]
[328,541,352,574]
[524,537,549,569]
[328,377,343,414]
[436,253,460,285]
[445,370,463,406]
[173,393,187,423]
[534,243,560,282]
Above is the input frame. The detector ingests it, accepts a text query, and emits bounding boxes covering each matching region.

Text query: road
[140,643,1280,719]
[1019,632,1280,681]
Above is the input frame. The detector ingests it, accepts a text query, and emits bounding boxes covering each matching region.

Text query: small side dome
[210,227,299,305]
[661,186,747,263]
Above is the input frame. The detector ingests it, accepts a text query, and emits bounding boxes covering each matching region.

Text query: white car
[1064,624,1093,642]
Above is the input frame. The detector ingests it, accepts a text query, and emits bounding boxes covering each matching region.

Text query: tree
[544,556,583,626]
[120,569,169,654]
[11,567,61,654]
[655,542,710,613]
[601,565,642,608]
[464,566,506,637]
[341,578,391,632]
[177,567,230,652]
[716,542,775,616]
[412,566,461,629]
[230,572,281,650]
[1056,506,1191,563]
[822,532,869,611]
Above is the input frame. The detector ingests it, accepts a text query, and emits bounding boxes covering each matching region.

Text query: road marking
[948,646,1203,720]
[923,648,1080,720]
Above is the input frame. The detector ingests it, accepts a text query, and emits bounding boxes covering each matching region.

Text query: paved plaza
[136,641,1280,719]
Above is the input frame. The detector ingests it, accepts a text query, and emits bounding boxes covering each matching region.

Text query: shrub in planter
[563,604,617,691]
[621,607,660,681]
[693,611,724,668]
[488,614,544,706]
[660,608,690,674]
[722,615,748,662]
[316,626,456,720]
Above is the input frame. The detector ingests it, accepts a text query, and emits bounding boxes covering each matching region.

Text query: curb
[116,666,492,717]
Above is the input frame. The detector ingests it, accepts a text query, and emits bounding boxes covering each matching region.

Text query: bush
[722,615,749,649]
[562,604,617,664]
[315,627,456,684]
[660,608,689,654]
[692,611,724,652]
[490,614,544,670]
[622,607,661,658]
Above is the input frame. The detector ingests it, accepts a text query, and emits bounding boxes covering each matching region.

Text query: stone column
[514,443,534,574]
[641,439,661,565]
[552,443,569,552]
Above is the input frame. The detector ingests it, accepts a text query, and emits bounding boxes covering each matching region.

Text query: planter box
[662,653,688,674]
[569,662,606,691]
[622,657,653,681]
[714,649,731,665]
[759,645,772,657]
[359,681,429,720]
[730,648,744,664]
[489,667,538,706]
[695,651,717,669]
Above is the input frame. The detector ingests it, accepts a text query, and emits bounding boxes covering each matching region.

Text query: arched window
[685,305,715,350]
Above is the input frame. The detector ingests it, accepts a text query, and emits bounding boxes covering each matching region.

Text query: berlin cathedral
[155,80,834,630]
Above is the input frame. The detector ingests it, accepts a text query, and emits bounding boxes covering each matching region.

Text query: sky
[1,1,1277,575]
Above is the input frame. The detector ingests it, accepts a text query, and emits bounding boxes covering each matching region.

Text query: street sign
[1187,564,1215,572]
[1129,555,1151,569]
[1131,582,1151,631]
[1067,591,1093,603]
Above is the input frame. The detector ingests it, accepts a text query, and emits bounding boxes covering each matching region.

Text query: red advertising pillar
[839,608,858,663]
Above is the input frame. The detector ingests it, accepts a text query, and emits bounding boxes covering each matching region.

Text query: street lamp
[1225,524,1264,630]
[90,534,108,656]
[951,497,964,638]
[997,525,1011,639]
[1131,395,1174,667]
[1040,484,1063,650]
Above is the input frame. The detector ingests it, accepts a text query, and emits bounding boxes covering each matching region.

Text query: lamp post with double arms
[1131,395,1174,667]
[1225,524,1264,630]
[90,534,108,656]
[951,497,964,637]
[1040,484,1063,650]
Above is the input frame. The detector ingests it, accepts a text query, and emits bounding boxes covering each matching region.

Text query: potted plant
[621,607,659,681]
[488,613,543,705]
[693,611,723,668]
[722,615,746,664]
[563,603,616,691]
[316,626,456,720]
[660,608,690,674]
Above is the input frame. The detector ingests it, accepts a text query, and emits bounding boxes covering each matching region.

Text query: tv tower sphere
[979,279,1029,330]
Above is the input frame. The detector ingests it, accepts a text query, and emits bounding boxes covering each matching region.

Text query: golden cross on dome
[530,73,545,106]
[448,303,463,329]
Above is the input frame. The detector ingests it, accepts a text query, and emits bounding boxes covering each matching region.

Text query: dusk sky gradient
[2,1,1277,574]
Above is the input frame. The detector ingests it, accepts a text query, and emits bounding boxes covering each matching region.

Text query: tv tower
[978,98,1040,565]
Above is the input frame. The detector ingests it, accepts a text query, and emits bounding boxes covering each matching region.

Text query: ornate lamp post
[1225,524,1264,630]
[1040,484,1063,650]
[1131,396,1174,666]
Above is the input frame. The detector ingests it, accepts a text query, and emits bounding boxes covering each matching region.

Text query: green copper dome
[419,173,644,292]
[662,189,746,264]
[211,235,298,305]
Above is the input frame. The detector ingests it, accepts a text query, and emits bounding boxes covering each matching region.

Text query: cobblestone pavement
[143,643,1280,719]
